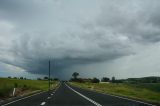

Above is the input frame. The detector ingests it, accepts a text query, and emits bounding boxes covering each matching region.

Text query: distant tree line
[8,76,27,80]
[126,77,160,83]
[69,72,160,84]
[7,76,59,81]
[37,77,59,81]
[69,72,117,83]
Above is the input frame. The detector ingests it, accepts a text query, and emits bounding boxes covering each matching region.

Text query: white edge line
[65,83,102,106]
[2,82,61,106]
[2,91,47,106]
[71,85,156,106]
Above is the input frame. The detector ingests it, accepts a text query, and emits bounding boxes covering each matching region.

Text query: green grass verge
[0,78,59,98]
[69,82,160,104]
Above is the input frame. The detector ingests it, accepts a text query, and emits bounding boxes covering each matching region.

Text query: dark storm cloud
[0,0,160,78]
[5,30,131,75]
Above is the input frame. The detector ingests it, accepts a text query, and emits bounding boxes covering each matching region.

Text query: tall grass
[0,78,58,98]
[70,82,160,104]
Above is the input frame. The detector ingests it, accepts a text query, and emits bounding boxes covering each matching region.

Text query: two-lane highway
[1,82,155,106]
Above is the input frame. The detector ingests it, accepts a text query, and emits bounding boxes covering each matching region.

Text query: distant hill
[126,76,160,83]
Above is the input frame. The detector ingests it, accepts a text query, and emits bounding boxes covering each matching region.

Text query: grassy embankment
[0,78,59,99]
[70,82,160,104]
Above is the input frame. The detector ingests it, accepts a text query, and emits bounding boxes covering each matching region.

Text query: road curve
[1,82,156,106]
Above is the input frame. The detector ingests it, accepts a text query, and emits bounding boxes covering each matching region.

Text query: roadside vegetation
[0,77,59,99]
[69,72,160,105]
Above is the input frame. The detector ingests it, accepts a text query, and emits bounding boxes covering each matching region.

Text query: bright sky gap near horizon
[0,0,160,80]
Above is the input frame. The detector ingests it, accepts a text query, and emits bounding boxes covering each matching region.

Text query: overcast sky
[0,0,160,79]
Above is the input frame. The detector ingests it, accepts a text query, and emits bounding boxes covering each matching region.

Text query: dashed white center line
[47,97,51,99]
[40,102,46,106]
[51,94,53,96]
[2,91,47,106]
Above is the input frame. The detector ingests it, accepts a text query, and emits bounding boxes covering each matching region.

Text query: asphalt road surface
[1,82,156,106]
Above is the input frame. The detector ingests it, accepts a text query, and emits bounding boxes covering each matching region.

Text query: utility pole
[49,60,51,92]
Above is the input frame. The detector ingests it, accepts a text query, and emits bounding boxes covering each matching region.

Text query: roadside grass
[0,78,58,98]
[69,82,160,104]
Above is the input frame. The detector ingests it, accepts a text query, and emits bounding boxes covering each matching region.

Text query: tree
[72,72,79,79]
[91,78,100,83]
[8,76,12,79]
[44,76,48,80]
[112,76,116,83]
[37,78,42,80]
[20,77,23,80]
[54,78,59,81]
[101,77,110,82]
[14,77,17,79]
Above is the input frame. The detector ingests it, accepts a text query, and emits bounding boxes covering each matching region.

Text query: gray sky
[0,0,160,79]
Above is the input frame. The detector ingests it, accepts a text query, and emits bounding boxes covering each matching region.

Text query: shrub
[91,78,100,83]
